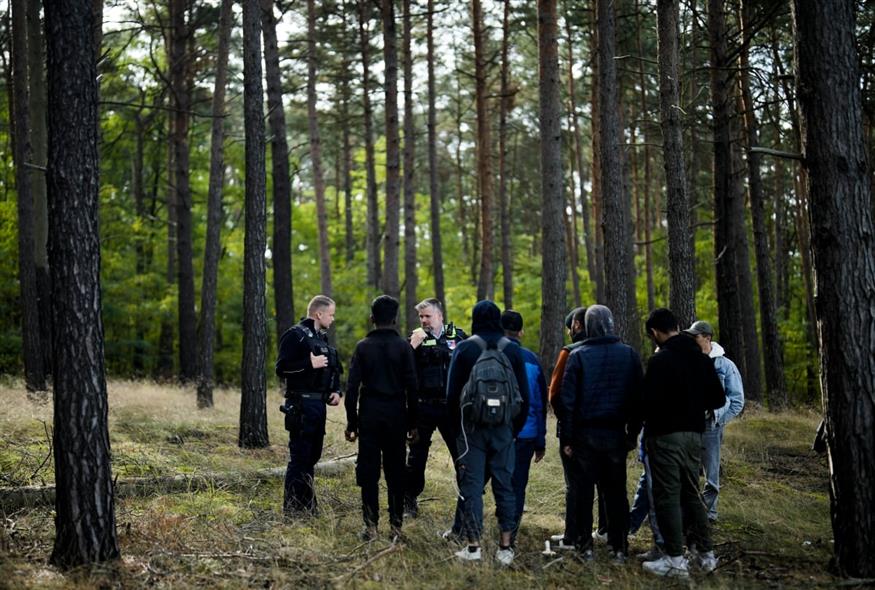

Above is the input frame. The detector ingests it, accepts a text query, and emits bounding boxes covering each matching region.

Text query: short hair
[501,309,523,333]
[415,297,444,316]
[646,308,679,334]
[371,295,399,325]
[307,295,335,316]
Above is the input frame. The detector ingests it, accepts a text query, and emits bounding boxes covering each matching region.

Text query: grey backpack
[460,336,522,427]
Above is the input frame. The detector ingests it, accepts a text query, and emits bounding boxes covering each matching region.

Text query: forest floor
[0,380,838,589]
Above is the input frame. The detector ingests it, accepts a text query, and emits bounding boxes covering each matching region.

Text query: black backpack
[460,336,522,427]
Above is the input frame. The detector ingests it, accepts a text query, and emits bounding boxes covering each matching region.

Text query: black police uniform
[276,317,342,514]
[404,323,466,512]
[345,328,418,530]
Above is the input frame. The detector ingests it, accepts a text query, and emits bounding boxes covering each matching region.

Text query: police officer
[276,295,342,516]
[404,298,467,518]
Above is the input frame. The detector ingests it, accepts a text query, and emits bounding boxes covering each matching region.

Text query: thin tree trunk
[472,0,494,301]
[44,0,119,566]
[170,0,197,383]
[157,128,176,380]
[133,106,147,375]
[590,24,606,304]
[793,0,875,577]
[598,0,639,351]
[635,0,655,314]
[427,0,445,306]
[402,0,417,333]
[381,0,400,298]
[538,0,568,371]
[262,0,294,342]
[657,0,696,329]
[739,0,785,409]
[27,0,52,378]
[564,9,596,300]
[498,0,513,308]
[11,0,46,393]
[359,0,380,290]
[239,0,269,449]
[340,6,354,266]
[307,0,332,296]
[197,0,233,410]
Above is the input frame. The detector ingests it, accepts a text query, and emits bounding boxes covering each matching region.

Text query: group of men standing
[275,294,744,577]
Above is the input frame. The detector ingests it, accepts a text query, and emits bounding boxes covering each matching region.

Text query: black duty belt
[418,397,447,405]
[289,391,324,400]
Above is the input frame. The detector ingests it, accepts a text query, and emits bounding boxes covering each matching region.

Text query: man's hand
[327,392,341,406]
[406,429,420,444]
[345,429,357,442]
[534,449,545,463]
[310,352,328,369]
[563,445,573,458]
[409,327,428,349]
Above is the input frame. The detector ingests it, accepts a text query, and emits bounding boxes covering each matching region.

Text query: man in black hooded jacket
[445,300,529,566]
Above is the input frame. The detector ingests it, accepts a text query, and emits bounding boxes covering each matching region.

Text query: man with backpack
[445,300,529,566]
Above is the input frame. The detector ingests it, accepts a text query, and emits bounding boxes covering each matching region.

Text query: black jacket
[445,301,530,436]
[642,334,725,437]
[345,327,418,432]
[276,318,342,396]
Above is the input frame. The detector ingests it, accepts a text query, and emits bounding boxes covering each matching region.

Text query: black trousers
[356,398,407,528]
[284,399,326,513]
[405,400,458,502]
[570,429,630,553]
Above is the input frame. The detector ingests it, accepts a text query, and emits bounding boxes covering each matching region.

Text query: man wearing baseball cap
[683,320,745,522]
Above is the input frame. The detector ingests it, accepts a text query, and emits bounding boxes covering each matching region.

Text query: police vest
[284,324,341,395]
[415,325,464,399]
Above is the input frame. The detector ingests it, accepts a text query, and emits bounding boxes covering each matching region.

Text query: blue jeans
[512,438,537,537]
[701,420,723,521]
[628,453,664,546]
[456,425,516,540]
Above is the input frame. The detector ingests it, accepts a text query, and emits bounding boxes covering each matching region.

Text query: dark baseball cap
[501,310,524,332]
[565,307,585,330]
[684,320,714,336]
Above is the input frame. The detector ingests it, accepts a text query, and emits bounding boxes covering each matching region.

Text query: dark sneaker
[403,498,419,519]
[359,526,377,542]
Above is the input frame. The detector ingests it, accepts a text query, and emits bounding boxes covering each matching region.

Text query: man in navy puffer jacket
[558,305,643,561]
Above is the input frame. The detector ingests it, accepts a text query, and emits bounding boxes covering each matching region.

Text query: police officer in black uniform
[404,298,467,517]
[276,295,342,515]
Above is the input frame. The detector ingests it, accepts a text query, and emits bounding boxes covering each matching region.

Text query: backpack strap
[496,336,511,352]
[468,334,487,351]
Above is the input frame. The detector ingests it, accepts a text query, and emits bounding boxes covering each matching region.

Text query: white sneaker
[455,546,482,562]
[697,550,719,573]
[592,530,608,544]
[495,547,514,566]
[642,554,690,578]
[554,539,576,551]
[550,533,565,542]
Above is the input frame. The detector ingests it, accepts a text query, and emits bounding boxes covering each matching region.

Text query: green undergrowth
[0,381,836,588]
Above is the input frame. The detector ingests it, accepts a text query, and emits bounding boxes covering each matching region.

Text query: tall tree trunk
[538,0,567,371]
[472,0,494,301]
[132,106,147,375]
[708,0,747,377]
[11,0,46,393]
[341,52,354,265]
[402,0,417,333]
[635,0,655,314]
[197,0,233,410]
[564,9,596,300]
[598,0,639,350]
[657,0,696,329]
[44,0,119,566]
[381,0,401,298]
[157,127,176,380]
[359,0,381,290]
[27,0,52,378]
[170,0,198,383]
[498,0,513,308]
[590,24,606,304]
[262,0,294,343]
[739,0,786,409]
[239,0,269,449]
[426,0,445,306]
[793,0,875,577]
[307,0,332,296]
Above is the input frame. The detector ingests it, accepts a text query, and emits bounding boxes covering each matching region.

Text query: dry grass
[0,381,837,588]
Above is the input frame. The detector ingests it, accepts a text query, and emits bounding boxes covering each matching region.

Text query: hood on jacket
[471,300,502,334]
[709,341,725,359]
[585,305,616,339]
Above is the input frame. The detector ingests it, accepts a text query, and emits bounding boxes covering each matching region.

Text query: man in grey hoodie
[684,320,745,522]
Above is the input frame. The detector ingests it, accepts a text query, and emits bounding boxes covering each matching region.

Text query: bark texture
[427,0,445,306]
[402,0,417,333]
[381,0,401,298]
[472,0,494,301]
[359,0,381,290]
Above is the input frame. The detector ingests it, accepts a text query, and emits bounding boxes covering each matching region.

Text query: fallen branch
[336,543,402,582]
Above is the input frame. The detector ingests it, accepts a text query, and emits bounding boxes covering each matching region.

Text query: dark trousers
[356,399,407,528]
[284,399,326,513]
[570,430,630,553]
[456,425,516,540]
[647,431,713,557]
[560,448,578,543]
[405,400,458,502]
[512,437,537,537]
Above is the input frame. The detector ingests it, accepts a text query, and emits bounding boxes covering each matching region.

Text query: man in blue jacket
[500,310,547,545]
[684,320,745,522]
[558,305,643,562]
[446,300,530,566]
